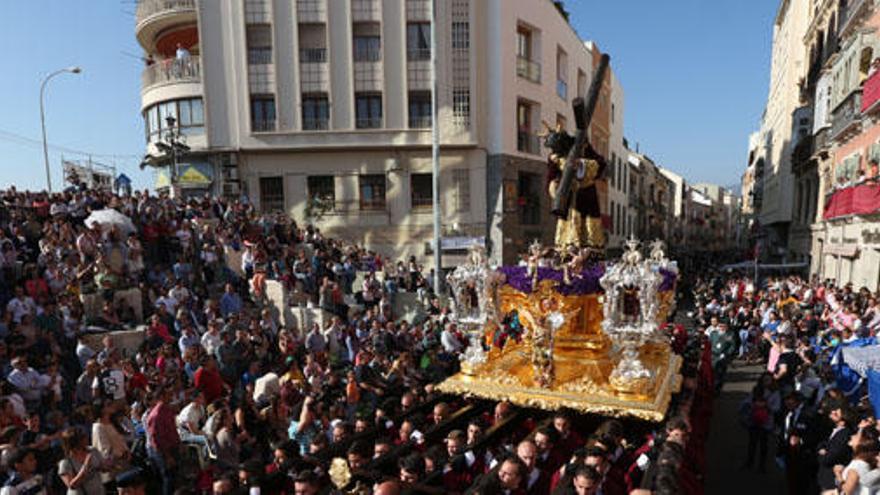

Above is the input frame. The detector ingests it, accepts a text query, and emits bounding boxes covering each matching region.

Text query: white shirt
[7,368,50,402]
[92,369,126,401]
[6,297,36,324]
[177,402,205,435]
[201,331,222,356]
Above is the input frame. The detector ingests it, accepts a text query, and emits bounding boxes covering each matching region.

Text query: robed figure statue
[544,127,607,251]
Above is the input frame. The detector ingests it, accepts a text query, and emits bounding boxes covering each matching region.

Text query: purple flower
[497,265,605,295]
[659,268,677,292]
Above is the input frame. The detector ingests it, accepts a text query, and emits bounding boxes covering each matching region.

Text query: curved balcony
[135,0,198,50]
[141,56,202,109]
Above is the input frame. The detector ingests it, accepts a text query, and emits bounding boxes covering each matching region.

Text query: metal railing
[830,89,862,142]
[517,131,542,155]
[354,47,382,62]
[516,56,541,83]
[356,117,382,129]
[251,119,276,132]
[302,118,329,131]
[407,48,431,62]
[408,116,432,129]
[142,56,201,90]
[135,0,196,26]
[300,48,327,63]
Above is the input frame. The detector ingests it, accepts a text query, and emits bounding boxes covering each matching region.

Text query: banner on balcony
[823,183,880,220]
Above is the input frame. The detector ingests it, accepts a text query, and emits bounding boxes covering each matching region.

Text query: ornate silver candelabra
[599,238,662,395]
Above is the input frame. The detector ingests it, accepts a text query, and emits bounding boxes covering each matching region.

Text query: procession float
[437,55,682,422]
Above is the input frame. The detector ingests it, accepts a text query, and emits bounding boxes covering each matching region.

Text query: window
[356,93,382,128]
[452,21,469,50]
[359,174,386,210]
[143,98,205,143]
[408,91,432,128]
[353,23,381,61]
[307,175,335,205]
[516,26,531,59]
[610,201,616,236]
[410,173,433,209]
[259,177,284,213]
[452,89,471,128]
[556,47,568,100]
[577,69,587,98]
[251,95,276,132]
[298,23,328,63]
[518,172,541,225]
[247,24,273,64]
[302,94,329,130]
[407,22,431,61]
[608,153,616,189]
[452,168,470,212]
[516,100,538,154]
[611,103,616,124]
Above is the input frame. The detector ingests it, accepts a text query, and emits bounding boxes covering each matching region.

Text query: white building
[756,0,810,260]
[134,0,622,266]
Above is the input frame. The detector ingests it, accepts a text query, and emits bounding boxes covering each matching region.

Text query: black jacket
[817,425,853,490]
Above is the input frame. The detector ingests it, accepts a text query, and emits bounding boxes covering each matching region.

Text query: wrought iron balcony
[142,56,201,92]
[830,89,862,142]
[516,56,541,84]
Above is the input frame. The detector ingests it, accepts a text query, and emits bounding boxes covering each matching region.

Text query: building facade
[755,0,810,261]
[812,1,880,289]
[134,0,623,266]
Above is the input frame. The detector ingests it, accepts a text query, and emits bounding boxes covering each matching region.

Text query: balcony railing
[136,0,195,27]
[862,70,880,115]
[407,48,431,62]
[517,131,541,155]
[354,47,382,62]
[142,56,201,90]
[356,117,383,129]
[302,118,329,131]
[409,116,432,129]
[252,119,276,133]
[300,48,327,63]
[830,89,862,142]
[839,0,869,37]
[516,56,541,83]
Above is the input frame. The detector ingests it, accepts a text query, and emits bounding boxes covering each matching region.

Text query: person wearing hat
[115,468,146,495]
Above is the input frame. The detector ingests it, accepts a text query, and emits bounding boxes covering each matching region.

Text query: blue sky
[567,0,777,189]
[0,1,776,192]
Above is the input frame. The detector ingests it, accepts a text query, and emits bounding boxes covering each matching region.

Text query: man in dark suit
[816,400,854,492]
[517,440,551,495]
[779,391,819,495]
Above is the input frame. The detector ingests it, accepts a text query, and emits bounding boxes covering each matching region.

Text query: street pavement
[705,361,787,494]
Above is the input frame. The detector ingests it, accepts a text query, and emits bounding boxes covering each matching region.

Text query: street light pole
[40,66,81,193]
[430,0,442,295]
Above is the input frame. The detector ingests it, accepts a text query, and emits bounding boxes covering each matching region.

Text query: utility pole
[430,0,442,295]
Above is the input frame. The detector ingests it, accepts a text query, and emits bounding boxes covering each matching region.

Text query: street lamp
[40,66,82,193]
[154,116,190,196]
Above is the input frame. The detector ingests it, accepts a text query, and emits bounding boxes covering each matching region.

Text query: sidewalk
[705,361,786,494]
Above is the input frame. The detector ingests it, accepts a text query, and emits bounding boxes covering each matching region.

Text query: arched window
[860,46,874,82]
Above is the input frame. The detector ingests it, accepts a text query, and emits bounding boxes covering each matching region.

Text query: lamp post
[154,116,190,197]
[40,66,82,193]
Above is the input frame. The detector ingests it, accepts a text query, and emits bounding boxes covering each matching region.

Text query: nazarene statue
[543,124,607,251]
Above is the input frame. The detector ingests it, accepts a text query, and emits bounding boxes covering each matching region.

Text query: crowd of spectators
[0,185,710,494]
[694,272,880,494]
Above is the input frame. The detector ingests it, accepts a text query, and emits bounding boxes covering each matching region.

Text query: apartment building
[811,1,880,289]
[755,0,810,261]
[134,0,622,266]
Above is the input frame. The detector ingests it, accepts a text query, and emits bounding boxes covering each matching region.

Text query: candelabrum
[447,245,492,374]
[599,238,662,395]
